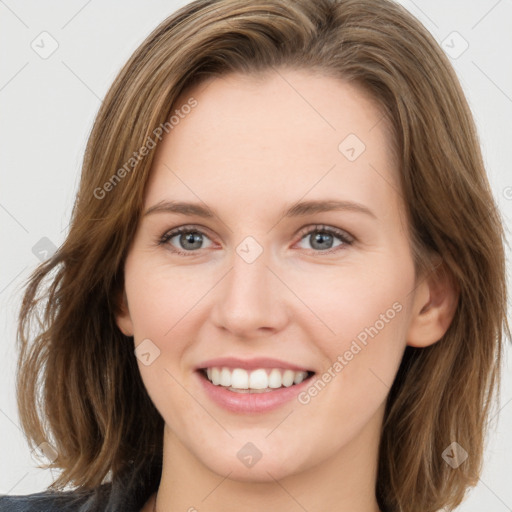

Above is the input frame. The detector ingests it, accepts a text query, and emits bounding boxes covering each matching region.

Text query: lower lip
[196,371,314,414]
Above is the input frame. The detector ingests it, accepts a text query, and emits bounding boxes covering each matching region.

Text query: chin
[183,434,309,483]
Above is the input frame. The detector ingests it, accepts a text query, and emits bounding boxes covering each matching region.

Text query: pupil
[182,232,202,249]
[312,232,332,249]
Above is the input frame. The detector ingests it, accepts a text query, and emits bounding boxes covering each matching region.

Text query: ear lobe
[407,260,459,348]
[114,288,134,337]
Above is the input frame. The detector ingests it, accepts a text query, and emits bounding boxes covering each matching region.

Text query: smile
[196,364,316,413]
[202,367,313,393]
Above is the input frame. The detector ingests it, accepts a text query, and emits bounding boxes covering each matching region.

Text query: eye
[158,224,354,257]
[295,224,354,254]
[158,226,214,256]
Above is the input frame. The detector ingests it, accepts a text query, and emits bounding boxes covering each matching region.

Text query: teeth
[232,368,249,389]
[268,368,282,388]
[203,367,310,390]
[249,369,268,389]
[220,368,231,387]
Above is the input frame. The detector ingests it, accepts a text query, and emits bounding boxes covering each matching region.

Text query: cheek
[293,258,414,349]
[124,258,205,430]
[124,257,208,340]
[294,253,414,406]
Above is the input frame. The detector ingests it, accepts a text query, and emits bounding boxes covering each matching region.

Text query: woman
[1,0,508,511]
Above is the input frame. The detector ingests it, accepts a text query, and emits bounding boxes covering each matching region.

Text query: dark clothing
[0,477,153,512]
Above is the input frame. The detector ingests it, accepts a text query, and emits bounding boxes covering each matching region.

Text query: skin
[116,68,458,512]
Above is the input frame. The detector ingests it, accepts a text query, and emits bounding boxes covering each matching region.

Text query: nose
[210,244,290,339]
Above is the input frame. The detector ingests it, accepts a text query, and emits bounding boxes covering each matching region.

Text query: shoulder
[0,469,156,512]
[0,487,103,512]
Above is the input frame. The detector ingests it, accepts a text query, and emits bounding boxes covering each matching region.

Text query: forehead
[146,69,400,218]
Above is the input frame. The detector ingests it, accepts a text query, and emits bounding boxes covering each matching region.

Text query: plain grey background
[1,0,511,510]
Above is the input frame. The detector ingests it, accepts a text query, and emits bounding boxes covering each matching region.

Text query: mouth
[198,367,315,393]
[194,357,317,413]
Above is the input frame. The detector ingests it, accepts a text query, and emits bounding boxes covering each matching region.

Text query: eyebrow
[143,199,376,219]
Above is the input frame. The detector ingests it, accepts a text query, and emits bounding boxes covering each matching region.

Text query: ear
[114,288,134,337]
[407,258,459,348]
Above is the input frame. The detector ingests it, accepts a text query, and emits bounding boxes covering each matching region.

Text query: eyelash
[157,224,354,257]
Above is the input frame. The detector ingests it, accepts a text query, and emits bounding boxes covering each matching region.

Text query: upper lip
[195,357,314,373]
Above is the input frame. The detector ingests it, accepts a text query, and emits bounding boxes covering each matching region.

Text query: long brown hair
[15,1,509,511]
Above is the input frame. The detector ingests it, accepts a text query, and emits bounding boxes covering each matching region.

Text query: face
[116,69,427,482]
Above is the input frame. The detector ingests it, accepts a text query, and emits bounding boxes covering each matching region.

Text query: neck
[152,405,384,512]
